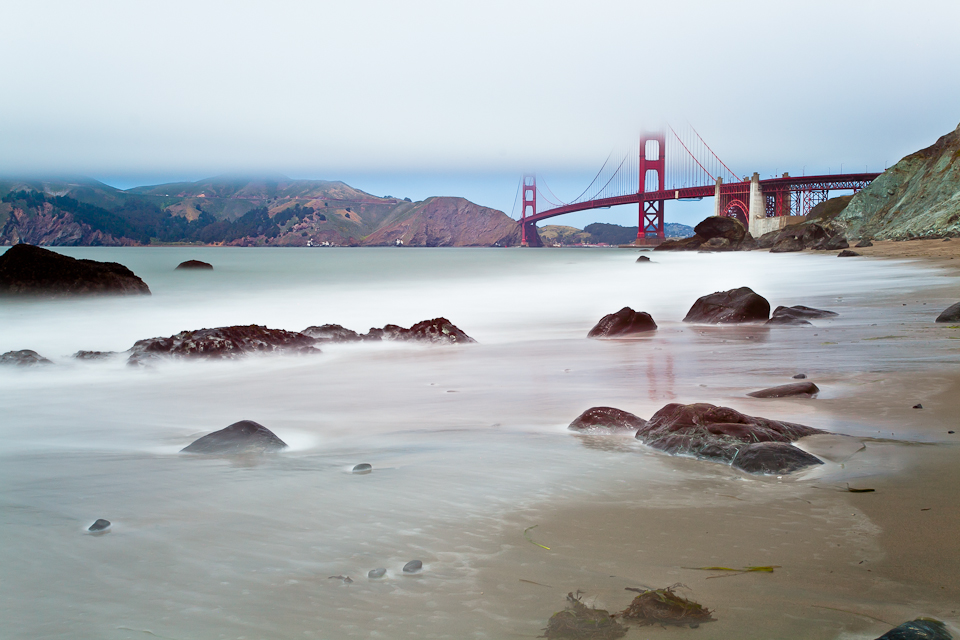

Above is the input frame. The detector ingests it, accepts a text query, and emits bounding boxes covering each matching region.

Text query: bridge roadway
[523,172,881,225]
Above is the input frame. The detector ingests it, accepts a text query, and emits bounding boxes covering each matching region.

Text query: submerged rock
[127,325,319,365]
[587,307,657,338]
[569,407,647,434]
[352,463,372,474]
[73,350,116,360]
[0,243,150,297]
[935,302,960,323]
[181,420,288,454]
[368,568,386,579]
[874,618,953,640]
[635,255,651,262]
[767,305,838,326]
[635,402,825,474]
[747,381,820,398]
[360,318,475,344]
[175,260,213,270]
[0,349,53,366]
[792,373,807,379]
[301,324,362,343]
[683,287,770,324]
[88,519,111,532]
[402,560,423,573]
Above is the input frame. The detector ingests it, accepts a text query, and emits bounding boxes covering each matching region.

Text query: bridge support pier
[748,172,765,237]
[713,177,722,217]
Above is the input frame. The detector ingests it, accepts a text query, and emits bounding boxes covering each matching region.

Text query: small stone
[949,431,955,434]
[792,373,807,379]
[352,463,372,474]
[402,560,423,573]
[88,519,111,532]
[636,255,651,262]
[747,381,820,398]
[944,238,952,242]
[913,404,923,409]
[837,250,860,257]
[368,568,386,578]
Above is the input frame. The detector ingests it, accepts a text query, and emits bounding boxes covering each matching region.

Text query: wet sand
[470,251,960,638]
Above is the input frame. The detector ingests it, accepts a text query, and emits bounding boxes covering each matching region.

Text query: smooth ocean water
[1,247,958,639]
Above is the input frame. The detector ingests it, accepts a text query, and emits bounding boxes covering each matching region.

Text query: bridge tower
[520,174,542,247]
[638,132,665,243]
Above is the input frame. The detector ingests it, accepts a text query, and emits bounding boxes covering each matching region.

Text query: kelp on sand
[619,587,715,628]
[541,592,627,639]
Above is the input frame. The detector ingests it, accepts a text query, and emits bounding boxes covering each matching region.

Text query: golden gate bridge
[517,126,879,247]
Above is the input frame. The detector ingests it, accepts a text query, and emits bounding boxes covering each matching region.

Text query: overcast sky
[2,0,958,226]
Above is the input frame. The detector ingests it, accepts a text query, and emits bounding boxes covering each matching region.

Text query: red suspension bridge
[518,127,879,246]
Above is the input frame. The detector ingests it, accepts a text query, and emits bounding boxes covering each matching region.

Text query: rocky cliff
[831,122,960,239]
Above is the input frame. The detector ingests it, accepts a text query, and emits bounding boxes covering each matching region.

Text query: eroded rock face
[683,287,770,324]
[176,260,213,270]
[587,307,657,338]
[301,324,362,343]
[634,402,825,474]
[181,420,287,454]
[0,349,53,366]
[0,244,150,297]
[127,325,319,366]
[747,381,820,398]
[767,305,837,325]
[568,407,647,434]
[936,302,960,323]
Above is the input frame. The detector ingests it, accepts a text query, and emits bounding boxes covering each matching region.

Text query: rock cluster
[0,243,150,297]
[302,318,475,344]
[0,349,53,366]
[635,402,825,474]
[759,223,850,253]
[587,307,657,338]
[654,216,756,252]
[127,325,320,366]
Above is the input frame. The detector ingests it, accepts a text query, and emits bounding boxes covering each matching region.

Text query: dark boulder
[368,568,386,579]
[88,519,111,532]
[793,373,807,379]
[0,349,53,366]
[855,239,874,248]
[302,324,362,343]
[352,463,372,474]
[0,244,150,297]
[635,402,825,474]
[695,216,746,243]
[819,235,850,251]
[127,325,319,366]
[770,235,805,253]
[936,302,960,323]
[838,250,860,257]
[747,381,820,398]
[402,560,423,573]
[767,305,837,325]
[874,618,952,640]
[635,255,651,263]
[587,307,657,338]
[738,232,758,251]
[683,287,770,324]
[181,420,288,454]
[175,260,213,270]
[757,229,781,249]
[569,407,647,434]
[654,235,704,251]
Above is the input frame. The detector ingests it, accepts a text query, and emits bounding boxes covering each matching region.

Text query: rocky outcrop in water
[766,305,838,325]
[0,244,150,297]
[655,216,755,252]
[936,302,960,323]
[635,402,825,474]
[747,381,820,398]
[683,287,770,324]
[874,618,953,640]
[181,420,288,454]
[127,325,319,365]
[301,324,362,343]
[830,122,960,240]
[587,307,657,338]
[176,260,213,270]
[568,407,648,434]
[0,349,53,366]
